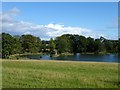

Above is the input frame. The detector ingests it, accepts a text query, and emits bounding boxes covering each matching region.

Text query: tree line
[1,33,120,58]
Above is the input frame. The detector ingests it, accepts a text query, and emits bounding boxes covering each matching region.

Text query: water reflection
[22,54,119,63]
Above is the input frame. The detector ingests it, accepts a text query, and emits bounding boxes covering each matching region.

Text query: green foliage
[55,34,119,54]
[94,39,102,53]
[2,33,119,58]
[20,34,41,53]
[2,33,42,58]
[41,40,49,52]
[86,37,95,52]
[0,34,2,58]
[55,34,73,53]
[49,38,55,54]
[118,39,120,54]
[77,36,88,53]
[104,40,113,53]
[2,33,21,58]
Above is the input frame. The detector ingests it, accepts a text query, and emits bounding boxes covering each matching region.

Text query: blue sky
[2,2,118,40]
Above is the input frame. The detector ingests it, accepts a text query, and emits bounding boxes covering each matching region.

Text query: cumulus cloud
[1,7,20,23]
[45,23,93,38]
[1,8,105,40]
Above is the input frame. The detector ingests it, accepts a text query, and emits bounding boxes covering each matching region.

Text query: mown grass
[2,59,119,88]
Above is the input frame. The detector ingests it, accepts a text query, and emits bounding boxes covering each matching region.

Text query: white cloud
[45,24,93,38]
[1,7,20,23]
[45,23,64,31]
[23,31,31,35]
[1,8,108,40]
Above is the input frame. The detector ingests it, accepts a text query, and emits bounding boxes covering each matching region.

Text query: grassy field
[2,59,119,88]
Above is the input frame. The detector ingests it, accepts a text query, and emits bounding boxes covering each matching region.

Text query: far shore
[2,59,118,64]
[10,52,118,56]
[8,52,119,58]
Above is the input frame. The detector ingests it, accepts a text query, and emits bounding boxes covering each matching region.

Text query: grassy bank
[8,53,43,59]
[2,59,119,88]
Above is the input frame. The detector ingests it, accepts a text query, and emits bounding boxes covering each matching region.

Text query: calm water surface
[21,53,120,63]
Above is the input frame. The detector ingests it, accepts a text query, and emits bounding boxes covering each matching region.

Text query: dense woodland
[1,33,120,58]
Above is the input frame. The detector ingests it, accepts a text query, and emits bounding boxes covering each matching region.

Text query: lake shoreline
[7,52,119,63]
[2,59,118,64]
[9,52,119,56]
[8,52,119,58]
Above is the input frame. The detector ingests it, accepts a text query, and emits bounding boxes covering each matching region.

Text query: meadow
[2,59,119,88]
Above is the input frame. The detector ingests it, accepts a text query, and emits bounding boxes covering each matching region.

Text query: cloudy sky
[1,2,118,40]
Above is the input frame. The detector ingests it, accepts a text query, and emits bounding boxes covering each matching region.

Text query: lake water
[21,53,120,63]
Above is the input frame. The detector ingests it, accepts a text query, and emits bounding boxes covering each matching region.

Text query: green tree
[20,34,41,53]
[2,33,21,58]
[36,37,42,52]
[77,36,87,53]
[41,40,49,52]
[118,39,120,54]
[94,39,101,53]
[86,37,95,52]
[111,40,118,53]
[12,37,22,54]
[72,35,79,53]
[49,38,55,54]
[55,34,72,53]
[0,34,2,58]
[104,40,113,53]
